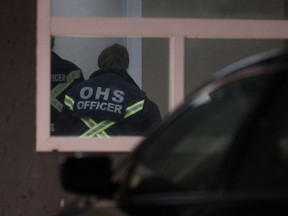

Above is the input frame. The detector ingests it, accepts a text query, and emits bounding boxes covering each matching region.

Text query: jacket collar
[89,67,140,88]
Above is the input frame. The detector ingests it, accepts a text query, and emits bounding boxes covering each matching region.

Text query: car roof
[204,49,288,85]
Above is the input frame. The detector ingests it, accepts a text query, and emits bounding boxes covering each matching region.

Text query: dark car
[58,50,288,216]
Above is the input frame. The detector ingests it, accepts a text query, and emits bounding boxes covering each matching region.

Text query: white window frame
[36,0,288,152]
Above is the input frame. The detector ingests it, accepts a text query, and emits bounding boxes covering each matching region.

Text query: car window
[232,70,288,192]
[127,71,275,194]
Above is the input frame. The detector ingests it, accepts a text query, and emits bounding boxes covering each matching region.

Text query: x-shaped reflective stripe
[51,70,81,112]
[80,100,145,138]
[64,96,145,138]
[65,95,109,137]
[80,117,110,138]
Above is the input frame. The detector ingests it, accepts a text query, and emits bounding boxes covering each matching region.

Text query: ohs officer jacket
[51,52,84,134]
[55,67,161,137]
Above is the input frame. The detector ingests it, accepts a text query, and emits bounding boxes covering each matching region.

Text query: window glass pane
[128,72,275,194]
[142,38,169,118]
[52,0,287,20]
[185,39,287,96]
[50,36,168,137]
[143,0,287,20]
[51,0,141,17]
[52,37,130,80]
[234,71,288,191]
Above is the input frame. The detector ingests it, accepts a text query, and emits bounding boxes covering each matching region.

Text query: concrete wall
[0,1,126,215]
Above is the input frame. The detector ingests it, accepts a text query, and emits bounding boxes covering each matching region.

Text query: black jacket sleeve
[141,98,162,135]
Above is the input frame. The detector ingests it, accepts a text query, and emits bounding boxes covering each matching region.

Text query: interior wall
[142,38,169,118]
[142,0,285,19]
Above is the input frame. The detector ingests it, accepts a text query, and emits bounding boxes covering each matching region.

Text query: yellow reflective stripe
[124,100,145,119]
[51,70,81,112]
[51,70,81,98]
[51,123,55,132]
[51,97,63,112]
[80,117,110,138]
[97,132,110,138]
[64,95,74,111]
[80,99,145,138]
[80,117,96,128]
[80,120,116,138]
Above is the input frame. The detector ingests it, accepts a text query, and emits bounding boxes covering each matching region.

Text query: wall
[0,1,73,214]
[0,1,126,215]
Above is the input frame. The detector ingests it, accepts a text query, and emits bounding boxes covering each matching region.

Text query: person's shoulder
[52,51,82,71]
[62,58,81,71]
[142,97,162,127]
[144,97,160,112]
[66,78,89,96]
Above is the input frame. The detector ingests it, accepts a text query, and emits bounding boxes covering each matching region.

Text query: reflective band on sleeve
[124,100,145,119]
[79,99,145,138]
[51,70,81,113]
[64,95,75,111]
[51,97,63,112]
[51,123,55,132]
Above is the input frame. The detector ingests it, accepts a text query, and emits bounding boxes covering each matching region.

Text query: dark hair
[98,43,129,70]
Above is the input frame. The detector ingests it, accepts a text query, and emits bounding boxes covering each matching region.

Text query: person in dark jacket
[51,37,85,135]
[55,43,161,137]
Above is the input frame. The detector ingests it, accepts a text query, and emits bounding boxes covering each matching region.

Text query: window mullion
[169,36,185,112]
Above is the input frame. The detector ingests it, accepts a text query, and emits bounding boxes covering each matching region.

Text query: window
[37,0,288,152]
